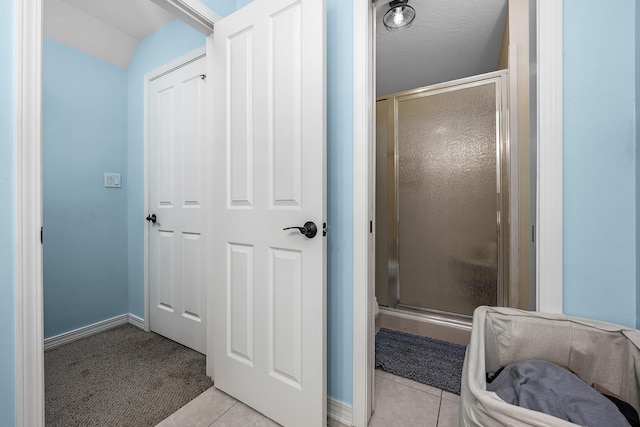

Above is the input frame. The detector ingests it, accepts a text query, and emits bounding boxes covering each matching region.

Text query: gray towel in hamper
[487,359,630,427]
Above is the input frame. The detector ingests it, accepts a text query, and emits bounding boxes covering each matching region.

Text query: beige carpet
[45,324,214,427]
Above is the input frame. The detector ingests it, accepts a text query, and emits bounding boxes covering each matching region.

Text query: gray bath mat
[375,328,467,394]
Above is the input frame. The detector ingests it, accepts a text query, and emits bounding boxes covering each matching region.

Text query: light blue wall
[0,0,16,423]
[127,19,205,317]
[235,0,253,11]
[637,2,640,330]
[43,38,129,338]
[199,0,237,17]
[563,0,637,327]
[325,0,354,405]
[195,1,252,18]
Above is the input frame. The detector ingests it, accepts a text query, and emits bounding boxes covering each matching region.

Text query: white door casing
[147,55,207,353]
[208,0,326,425]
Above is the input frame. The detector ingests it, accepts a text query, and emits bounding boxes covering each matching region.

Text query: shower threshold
[377,305,472,346]
[396,304,473,326]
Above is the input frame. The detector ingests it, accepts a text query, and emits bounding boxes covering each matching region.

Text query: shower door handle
[283,221,317,238]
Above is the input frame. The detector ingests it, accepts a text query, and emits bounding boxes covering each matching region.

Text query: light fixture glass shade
[383,0,416,32]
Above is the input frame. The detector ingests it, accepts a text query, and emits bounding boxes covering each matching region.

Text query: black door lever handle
[146,214,157,223]
[283,221,317,238]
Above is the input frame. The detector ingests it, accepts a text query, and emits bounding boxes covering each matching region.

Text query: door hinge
[40,226,43,244]
[369,220,373,233]
[532,225,535,243]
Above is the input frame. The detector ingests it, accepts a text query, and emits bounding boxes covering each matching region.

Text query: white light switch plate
[104,173,121,188]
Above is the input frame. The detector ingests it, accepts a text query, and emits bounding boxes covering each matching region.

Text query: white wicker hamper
[461,306,640,426]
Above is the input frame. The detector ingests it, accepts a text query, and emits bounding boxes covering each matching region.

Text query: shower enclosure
[376,71,511,320]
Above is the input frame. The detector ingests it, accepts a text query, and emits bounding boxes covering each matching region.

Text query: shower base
[376,306,471,346]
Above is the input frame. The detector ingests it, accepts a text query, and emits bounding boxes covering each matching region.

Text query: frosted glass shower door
[396,80,502,316]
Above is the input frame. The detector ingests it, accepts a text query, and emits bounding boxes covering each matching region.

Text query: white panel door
[209,0,326,425]
[148,57,207,354]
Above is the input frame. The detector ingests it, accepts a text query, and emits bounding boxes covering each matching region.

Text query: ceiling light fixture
[383,0,416,32]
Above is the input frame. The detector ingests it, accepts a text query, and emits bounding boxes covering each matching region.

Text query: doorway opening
[372,0,529,339]
[36,1,215,426]
[353,0,542,424]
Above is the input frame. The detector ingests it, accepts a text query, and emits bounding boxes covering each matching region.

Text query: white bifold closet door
[148,56,207,353]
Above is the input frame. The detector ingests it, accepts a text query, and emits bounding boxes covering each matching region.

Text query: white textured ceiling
[44,0,175,68]
[376,0,508,96]
[62,0,176,39]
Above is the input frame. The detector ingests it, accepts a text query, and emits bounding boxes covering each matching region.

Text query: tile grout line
[207,401,240,427]
[441,392,461,403]
[375,373,443,399]
[435,397,443,427]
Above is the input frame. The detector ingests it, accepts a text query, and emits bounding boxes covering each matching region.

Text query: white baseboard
[128,314,145,330]
[44,314,129,350]
[328,397,353,427]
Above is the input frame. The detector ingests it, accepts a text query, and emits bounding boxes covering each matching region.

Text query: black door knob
[283,221,317,238]
[146,214,157,223]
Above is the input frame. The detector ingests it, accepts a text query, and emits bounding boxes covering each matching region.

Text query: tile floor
[370,370,459,427]
[156,369,459,427]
